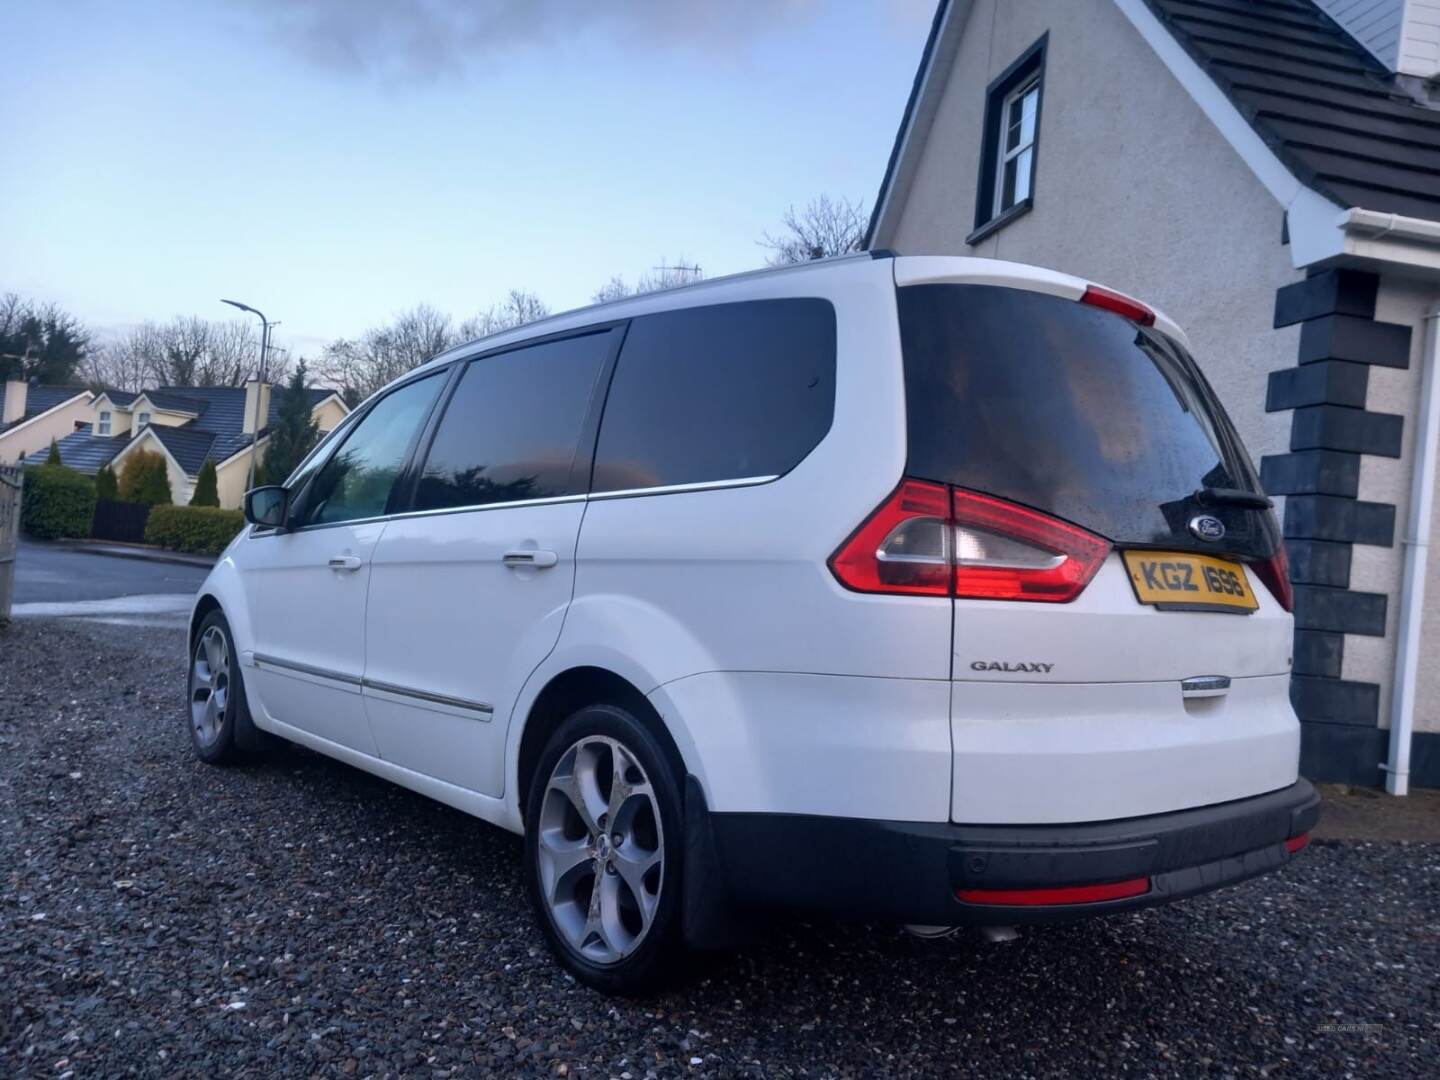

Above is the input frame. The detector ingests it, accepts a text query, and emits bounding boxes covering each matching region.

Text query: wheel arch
[189,592,222,647]
[516,666,687,821]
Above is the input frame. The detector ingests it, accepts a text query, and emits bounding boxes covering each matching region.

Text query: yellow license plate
[1122,551,1258,613]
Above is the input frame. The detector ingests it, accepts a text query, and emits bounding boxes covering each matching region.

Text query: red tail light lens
[1284,833,1310,854]
[1252,545,1294,612]
[829,479,952,596]
[1081,284,1156,326]
[951,488,1111,602]
[829,480,1111,602]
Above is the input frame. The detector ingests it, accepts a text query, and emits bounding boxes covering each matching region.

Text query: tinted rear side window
[899,284,1277,558]
[413,331,611,511]
[592,299,836,493]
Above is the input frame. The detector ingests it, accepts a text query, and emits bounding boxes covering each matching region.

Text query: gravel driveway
[3,618,1436,1078]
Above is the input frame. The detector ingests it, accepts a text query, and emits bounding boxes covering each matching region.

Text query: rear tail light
[957,876,1150,906]
[1284,833,1310,854]
[1252,545,1295,612]
[829,480,1111,602]
[1080,284,1156,326]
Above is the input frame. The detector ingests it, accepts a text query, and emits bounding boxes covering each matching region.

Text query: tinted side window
[591,299,836,493]
[413,332,610,511]
[297,373,443,527]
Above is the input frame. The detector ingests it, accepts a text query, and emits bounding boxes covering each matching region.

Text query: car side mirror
[244,485,289,529]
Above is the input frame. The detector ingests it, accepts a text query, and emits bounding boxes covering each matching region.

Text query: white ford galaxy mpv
[189,253,1318,993]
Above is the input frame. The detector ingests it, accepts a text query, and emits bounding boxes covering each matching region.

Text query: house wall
[314,398,348,432]
[110,431,193,507]
[882,0,1303,474]
[216,446,262,510]
[0,397,93,464]
[92,402,132,438]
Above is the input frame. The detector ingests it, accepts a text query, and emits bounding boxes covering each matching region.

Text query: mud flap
[682,775,760,949]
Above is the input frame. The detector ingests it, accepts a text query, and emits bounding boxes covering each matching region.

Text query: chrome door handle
[502,549,559,569]
[328,555,363,572]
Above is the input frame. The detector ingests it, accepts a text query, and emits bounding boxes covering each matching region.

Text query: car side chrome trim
[252,652,362,686]
[252,653,494,716]
[588,475,779,500]
[360,677,495,716]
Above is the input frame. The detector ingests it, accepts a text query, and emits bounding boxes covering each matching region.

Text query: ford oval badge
[1189,514,1226,542]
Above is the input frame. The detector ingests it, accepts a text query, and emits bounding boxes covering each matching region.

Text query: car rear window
[898,284,1278,558]
[591,299,836,493]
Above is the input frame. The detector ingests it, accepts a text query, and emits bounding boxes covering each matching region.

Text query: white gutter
[1385,302,1440,796]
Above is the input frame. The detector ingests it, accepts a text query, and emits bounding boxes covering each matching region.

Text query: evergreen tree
[45,438,61,465]
[263,361,320,484]
[118,449,172,505]
[95,464,118,500]
[190,458,219,506]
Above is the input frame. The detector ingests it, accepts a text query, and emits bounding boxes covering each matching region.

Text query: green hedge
[21,465,96,540]
[144,505,245,556]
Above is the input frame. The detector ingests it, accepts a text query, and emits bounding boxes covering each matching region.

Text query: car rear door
[361,327,619,797]
[895,280,1298,825]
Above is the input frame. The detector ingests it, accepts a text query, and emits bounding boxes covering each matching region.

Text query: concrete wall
[0,396,93,464]
[882,0,1304,473]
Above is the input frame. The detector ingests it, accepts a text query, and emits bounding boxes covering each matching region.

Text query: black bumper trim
[702,779,1319,927]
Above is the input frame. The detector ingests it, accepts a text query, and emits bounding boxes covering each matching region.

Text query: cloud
[241,0,822,84]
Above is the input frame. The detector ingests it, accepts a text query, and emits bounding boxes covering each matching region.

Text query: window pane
[593,299,835,492]
[1013,146,1033,203]
[300,373,442,526]
[1000,157,1019,210]
[1018,85,1038,146]
[414,332,610,511]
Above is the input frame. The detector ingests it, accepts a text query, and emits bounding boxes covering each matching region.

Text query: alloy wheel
[535,735,665,965]
[190,626,230,747]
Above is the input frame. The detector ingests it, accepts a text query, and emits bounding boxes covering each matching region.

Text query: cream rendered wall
[112,430,193,507]
[885,0,1303,473]
[0,397,93,464]
[93,402,132,438]
[216,448,261,510]
[313,397,348,432]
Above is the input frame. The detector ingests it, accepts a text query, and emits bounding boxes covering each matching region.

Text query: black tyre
[186,610,261,765]
[523,703,686,994]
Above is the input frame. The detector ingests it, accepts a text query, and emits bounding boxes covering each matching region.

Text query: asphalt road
[2,617,1436,1078]
[9,540,210,605]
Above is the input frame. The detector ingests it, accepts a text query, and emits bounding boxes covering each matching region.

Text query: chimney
[2,379,26,426]
[242,379,272,435]
[1315,0,1440,80]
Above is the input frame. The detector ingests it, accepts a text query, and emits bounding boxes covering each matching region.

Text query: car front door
[244,370,447,756]
[362,328,618,795]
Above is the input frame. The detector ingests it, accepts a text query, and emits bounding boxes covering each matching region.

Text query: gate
[0,465,22,623]
[91,498,151,543]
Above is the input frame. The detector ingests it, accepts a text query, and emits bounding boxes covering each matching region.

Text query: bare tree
[85,316,280,393]
[759,195,867,265]
[457,289,549,341]
[590,258,704,303]
[315,304,458,406]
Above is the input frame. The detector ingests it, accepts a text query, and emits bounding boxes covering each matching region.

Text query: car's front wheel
[523,704,685,994]
[187,610,257,765]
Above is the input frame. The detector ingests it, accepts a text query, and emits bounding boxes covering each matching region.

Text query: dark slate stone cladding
[1298,315,1412,369]
[1266,361,1368,411]
[1145,0,1440,222]
[1260,450,1359,497]
[1261,267,1410,785]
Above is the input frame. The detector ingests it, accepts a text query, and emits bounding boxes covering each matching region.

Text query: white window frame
[137,411,151,428]
[98,410,111,436]
[993,76,1041,218]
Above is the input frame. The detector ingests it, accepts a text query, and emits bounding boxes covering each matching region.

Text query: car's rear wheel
[187,610,256,765]
[524,704,684,994]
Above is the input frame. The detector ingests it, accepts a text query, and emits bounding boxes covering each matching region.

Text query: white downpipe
[1385,303,1440,796]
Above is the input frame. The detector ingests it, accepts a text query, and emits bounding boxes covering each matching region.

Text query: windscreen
[898,284,1280,559]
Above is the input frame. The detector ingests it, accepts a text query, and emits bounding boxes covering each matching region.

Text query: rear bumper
[698,779,1319,927]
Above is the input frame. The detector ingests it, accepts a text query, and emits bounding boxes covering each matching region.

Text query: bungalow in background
[28,379,346,509]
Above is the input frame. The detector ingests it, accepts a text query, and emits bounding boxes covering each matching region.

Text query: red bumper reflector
[1284,833,1310,853]
[957,876,1150,906]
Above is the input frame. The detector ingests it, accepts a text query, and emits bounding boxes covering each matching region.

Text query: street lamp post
[221,299,273,491]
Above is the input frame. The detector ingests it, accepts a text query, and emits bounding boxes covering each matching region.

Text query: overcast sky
[1,0,932,357]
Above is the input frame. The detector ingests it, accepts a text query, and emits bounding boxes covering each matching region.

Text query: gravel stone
[2,617,1437,1077]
